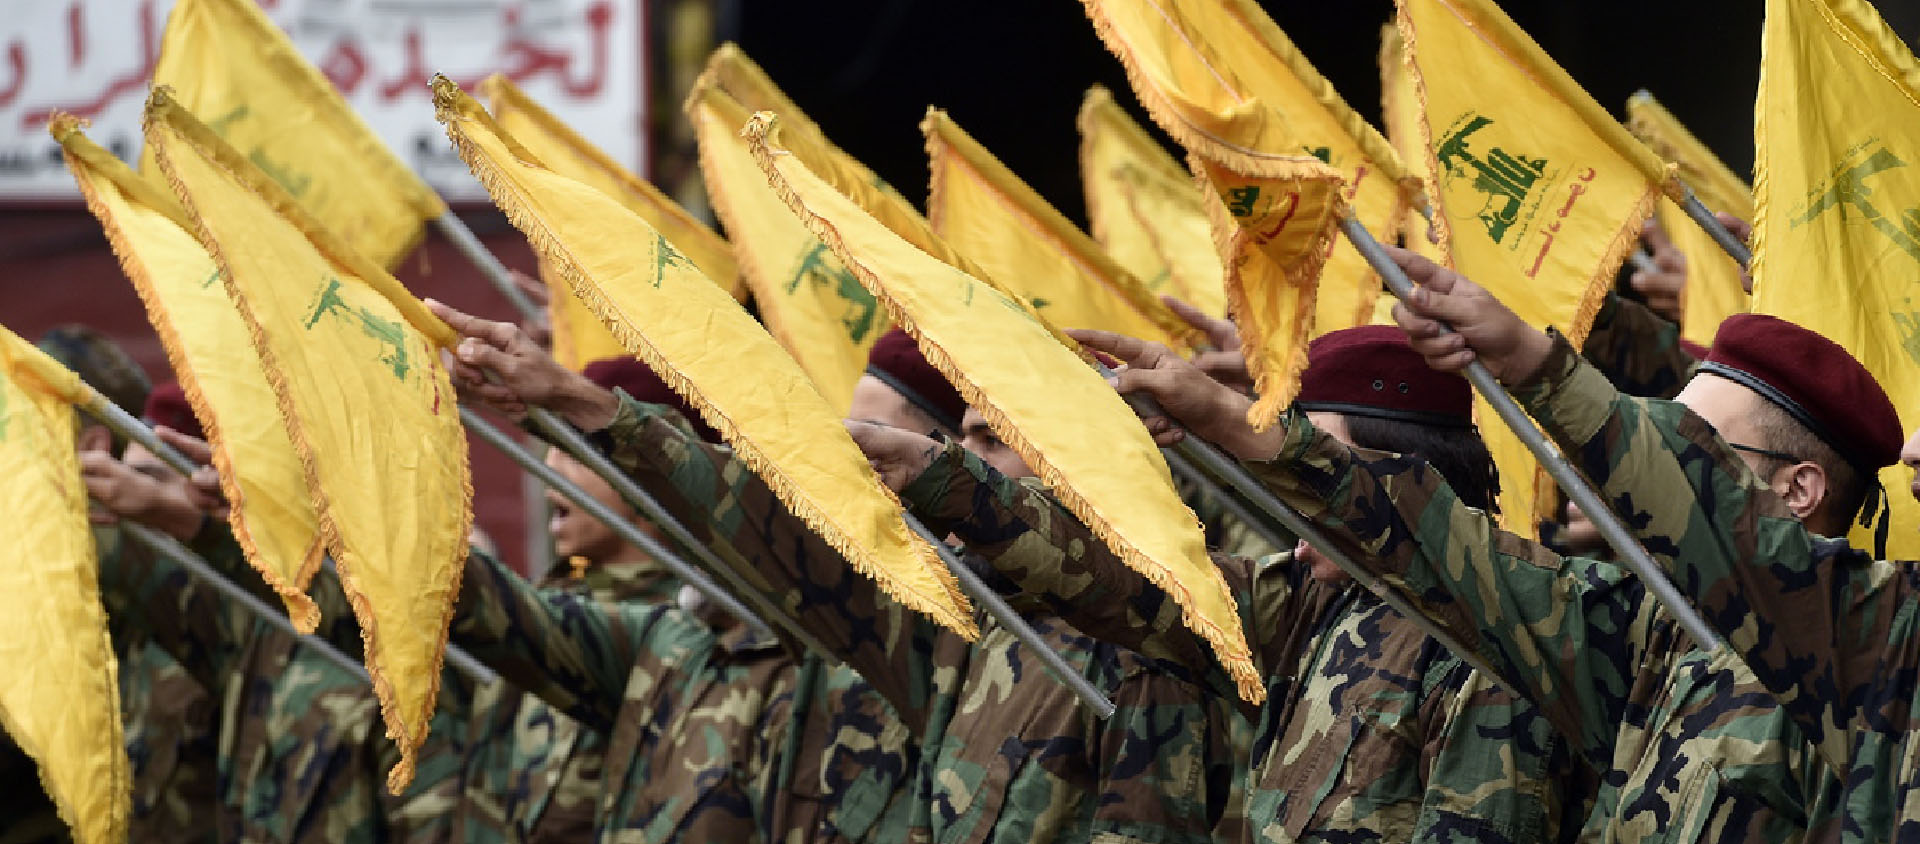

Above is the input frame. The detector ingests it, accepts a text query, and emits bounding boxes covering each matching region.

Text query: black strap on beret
[864,365,962,433]
[1697,360,1874,472]
[1293,400,1474,430]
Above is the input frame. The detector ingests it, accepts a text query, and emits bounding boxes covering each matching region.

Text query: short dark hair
[1343,414,1502,514]
[1749,398,1866,530]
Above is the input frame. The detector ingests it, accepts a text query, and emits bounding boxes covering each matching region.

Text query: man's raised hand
[1068,329,1282,460]
[1385,245,1554,385]
[1164,295,1254,394]
[427,298,618,431]
[845,421,942,492]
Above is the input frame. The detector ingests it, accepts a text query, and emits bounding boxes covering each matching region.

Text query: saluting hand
[1068,328,1283,460]
[427,298,618,431]
[1385,245,1555,385]
[845,421,942,492]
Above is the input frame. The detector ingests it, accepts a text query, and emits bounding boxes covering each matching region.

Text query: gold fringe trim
[1395,3,1456,269]
[1079,85,1222,308]
[61,136,326,632]
[434,85,979,641]
[147,105,472,795]
[922,107,1199,351]
[749,113,1264,704]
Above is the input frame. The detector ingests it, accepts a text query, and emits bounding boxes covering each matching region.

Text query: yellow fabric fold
[747,113,1262,704]
[1078,0,1357,429]
[481,74,744,369]
[922,108,1194,349]
[1077,85,1227,317]
[145,0,445,268]
[1752,0,1920,558]
[1397,0,1675,530]
[57,116,326,630]
[145,90,471,793]
[1380,24,1447,270]
[0,326,130,844]
[433,79,976,638]
[1626,91,1753,345]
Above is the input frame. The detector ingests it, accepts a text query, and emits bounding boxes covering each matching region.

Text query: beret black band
[1294,400,1475,430]
[865,365,962,433]
[1696,360,1869,471]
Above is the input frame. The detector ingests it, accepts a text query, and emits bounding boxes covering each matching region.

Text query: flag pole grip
[463,407,786,645]
[1339,215,1724,652]
[1678,188,1752,268]
[433,213,544,322]
[903,514,1117,719]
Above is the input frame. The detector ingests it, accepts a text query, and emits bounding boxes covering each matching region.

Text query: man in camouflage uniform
[438,311,1229,844]
[1389,251,1920,840]
[1071,248,1855,841]
[854,326,1594,843]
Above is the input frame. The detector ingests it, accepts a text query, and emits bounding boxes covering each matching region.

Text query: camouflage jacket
[1244,340,1844,842]
[1513,334,1920,840]
[446,534,908,844]
[900,441,1591,843]
[100,521,471,843]
[1580,292,1701,400]
[95,523,220,844]
[447,558,679,844]
[594,396,1228,844]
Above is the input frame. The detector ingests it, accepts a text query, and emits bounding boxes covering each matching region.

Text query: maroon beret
[582,357,721,443]
[1295,325,1473,427]
[143,381,205,442]
[1699,314,1902,471]
[864,329,965,431]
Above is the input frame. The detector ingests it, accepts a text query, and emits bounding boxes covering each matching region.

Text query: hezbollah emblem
[1434,114,1549,245]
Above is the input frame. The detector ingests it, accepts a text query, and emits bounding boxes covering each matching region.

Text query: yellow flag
[686,83,884,412]
[1379,25,1446,270]
[1080,0,1355,428]
[57,117,326,631]
[146,0,445,268]
[145,90,471,792]
[1396,0,1669,341]
[1751,0,1920,558]
[433,78,976,638]
[480,74,744,370]
[748,113,1262,704]
[0,327,130,844]
[1626,91,1753,345]
[923,108,1194,348]
[1076,85,1227,317]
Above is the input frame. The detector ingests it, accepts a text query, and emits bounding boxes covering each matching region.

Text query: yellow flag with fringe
[433,78,976,638]
[923,108,1194,349]
[1077,86,1227,317]
[57,116,326,631]
[145,89,471,793]
[1752,0,1920,559]
[1627,91,1753,346]
[146,0,445,268]
[1395,0,1671,344]
[481,74,744,370]
[0,325,130,844]
[1079,0,1353,428]
[686,80,883,411]
[747,113,1262,704]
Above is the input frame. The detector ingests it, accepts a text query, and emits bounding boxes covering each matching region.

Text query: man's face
[1297,411,1353,583]
[543,449,637,562]
[849,375,942,436]
[960,408,1034,479]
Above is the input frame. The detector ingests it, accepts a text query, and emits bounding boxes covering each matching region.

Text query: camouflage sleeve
[1517,331,1902,775]
[1579,292,1700,399]
[596,393,941,731]
[449,544,683,733]
[93,520,254,695]
[1242,412,1653,766]
[902,441,1333,715]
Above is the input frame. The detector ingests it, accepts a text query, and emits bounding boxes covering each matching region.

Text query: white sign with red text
[0,0,645,201]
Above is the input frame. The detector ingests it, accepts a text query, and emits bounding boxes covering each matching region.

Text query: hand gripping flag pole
[1339,215,1724,651]
[1676,187,1753,268]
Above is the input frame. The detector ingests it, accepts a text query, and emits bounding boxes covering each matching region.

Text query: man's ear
[1773,461,1831,525]
[77,424,113,456]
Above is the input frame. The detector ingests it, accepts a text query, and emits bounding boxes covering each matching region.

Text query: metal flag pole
[462,407,791,647]
[118,520,370,683]
[902,514,1117,718]
[83,396,504,686]
[1339,215,1723,651]
[432,214,544,321]
[1677,187,1751,268]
